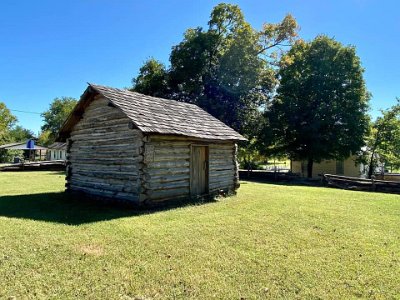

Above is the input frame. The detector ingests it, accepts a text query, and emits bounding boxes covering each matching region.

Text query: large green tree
[9,125,34,142]
[0,102,18,162]
[132,3,299,137]
[0,102,17,144]
[364,100,400,177]
[41,97,77,144]
[132,58,169,98]
[265,36,370,178]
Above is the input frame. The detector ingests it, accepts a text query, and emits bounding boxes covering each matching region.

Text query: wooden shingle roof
[58,84,246,141]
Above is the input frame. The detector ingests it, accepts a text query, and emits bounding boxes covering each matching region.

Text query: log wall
[208,142,237,193]
[141,137,190,202]
[142,135,237,202]
[66,96,144,204]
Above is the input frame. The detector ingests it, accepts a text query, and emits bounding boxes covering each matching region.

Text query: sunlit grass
[0,171,399,299]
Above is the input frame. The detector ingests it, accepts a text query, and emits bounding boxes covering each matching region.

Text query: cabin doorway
[190,145,209,196]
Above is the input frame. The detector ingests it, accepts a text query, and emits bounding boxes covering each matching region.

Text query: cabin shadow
[0,191,217,225]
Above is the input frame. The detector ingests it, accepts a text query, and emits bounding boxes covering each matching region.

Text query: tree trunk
[368,151,375,179]
[307,158,314,178]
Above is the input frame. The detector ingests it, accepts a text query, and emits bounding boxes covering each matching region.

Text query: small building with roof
[57,84,246,205]
[291,156,361,179]
[0,140,47,162]
[47,142,67,161]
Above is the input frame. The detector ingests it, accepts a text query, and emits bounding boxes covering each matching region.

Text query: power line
[10,109,41,115]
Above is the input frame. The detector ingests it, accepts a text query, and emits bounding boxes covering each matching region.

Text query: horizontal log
[71,131,141,142]
[210,168,235,174]
[82,112,125,123]
[70,163,139,172]
[210,179,234,186]
[70,178,140,194]
[209,172,234,179]
[144,180,189,190]
[144,167,189,177]
[210,153,233,158]
[72,165,139,174]
[70,137,142,147]
[146,173,189,182]
[209,161,234,166]
[147,187,190,200]
[209,167,235,173]
[69,144,142,151]
[69,178,141,194]
[210,157,234,163]
[69,157,142,165]
[69,145,141,152]
[72,169,140,180]
[146,161,189,169]
[71,126,141,137]
[76,108,129,125]
[71,124,140,137]
[68,153,142,161]
[147,194,188,203]
[68,185,140,202]
[71,172,139,184]
[153,155,189,162]
[209,160,234,166]
[81,106,125,118]
[148,141,191,147]
[69,148,141,157]
[152,147,190,155]
[71,170,140,179]
[209,152,234,158]
[74,118,132,131]
[209,174,234,180]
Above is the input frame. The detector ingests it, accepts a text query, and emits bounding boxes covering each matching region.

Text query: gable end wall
[66,96,144,203]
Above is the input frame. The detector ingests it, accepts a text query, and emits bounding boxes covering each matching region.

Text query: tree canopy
[0,102,17,144]
[132,3,299,137]
[132,58,169,98]
[264,36,370,177]
[41,97,77,144]
[9,125,34,142]
[364,99,400,176]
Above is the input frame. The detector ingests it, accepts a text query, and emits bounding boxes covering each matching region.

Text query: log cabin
[57,84,246,205]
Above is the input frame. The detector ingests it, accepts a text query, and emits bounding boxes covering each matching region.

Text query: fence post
[371,175,376,191]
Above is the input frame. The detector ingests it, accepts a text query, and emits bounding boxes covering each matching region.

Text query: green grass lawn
[0,172,399,299]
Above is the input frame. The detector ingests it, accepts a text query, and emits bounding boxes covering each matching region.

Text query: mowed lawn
[0,172,399,299]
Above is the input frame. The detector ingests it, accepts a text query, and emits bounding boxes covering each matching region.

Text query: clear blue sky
[1,0,399,135]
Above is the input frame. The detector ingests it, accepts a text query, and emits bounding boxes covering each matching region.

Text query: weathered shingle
[87,84,246,141]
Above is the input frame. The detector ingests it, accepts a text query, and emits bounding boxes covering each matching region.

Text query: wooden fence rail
[324,174,400,194]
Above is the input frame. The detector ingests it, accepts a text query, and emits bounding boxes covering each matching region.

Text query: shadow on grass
[0,192,216,225]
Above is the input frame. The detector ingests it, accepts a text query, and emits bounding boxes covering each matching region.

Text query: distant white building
[47,142,67,161]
